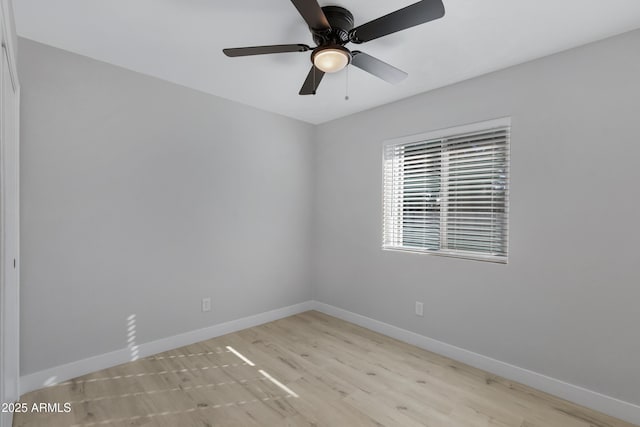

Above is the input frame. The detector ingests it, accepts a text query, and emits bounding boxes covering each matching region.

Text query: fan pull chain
[345,66,350,101]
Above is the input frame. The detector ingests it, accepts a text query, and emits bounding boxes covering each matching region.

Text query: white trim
[0,4,19,427]
[384,116,512,148]
[382,117,511,264]
[0,0,19,91]
[13,84,19,397]
[19,300,640,425]
[311,302,640,426]
[20,301,314,394]
[382,247,508,264]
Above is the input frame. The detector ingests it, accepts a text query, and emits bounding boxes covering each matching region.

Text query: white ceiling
[14,0,640,124]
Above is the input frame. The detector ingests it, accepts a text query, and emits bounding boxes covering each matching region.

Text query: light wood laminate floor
[14,311,636,427]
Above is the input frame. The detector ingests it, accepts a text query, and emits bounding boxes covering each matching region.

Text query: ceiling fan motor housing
[312,6,354,46]
[223,0,445,95]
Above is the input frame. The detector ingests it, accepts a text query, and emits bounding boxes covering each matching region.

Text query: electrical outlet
[415,301,424,317]
[201,297,212,312]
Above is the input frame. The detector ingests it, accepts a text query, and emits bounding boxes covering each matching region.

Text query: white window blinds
[383,121,510,263]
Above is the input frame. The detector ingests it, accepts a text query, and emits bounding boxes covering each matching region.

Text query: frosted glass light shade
[313,48,350,73]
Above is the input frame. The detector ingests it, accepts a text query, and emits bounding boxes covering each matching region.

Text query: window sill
[382,246,508,264]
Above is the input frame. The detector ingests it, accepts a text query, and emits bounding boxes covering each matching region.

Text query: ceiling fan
[223,0,445,95]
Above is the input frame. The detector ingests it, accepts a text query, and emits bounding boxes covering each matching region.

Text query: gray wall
[312,30,640,405]
[19,39,314,375]
[19,29,640,406]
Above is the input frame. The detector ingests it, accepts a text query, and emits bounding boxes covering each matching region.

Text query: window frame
[382,117,511,264]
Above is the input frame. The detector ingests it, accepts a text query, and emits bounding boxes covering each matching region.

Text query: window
[383,118,510,263]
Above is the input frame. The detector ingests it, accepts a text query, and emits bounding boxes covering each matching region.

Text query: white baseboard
[19,300,640,425]
[311,301,640,426]
[20,301,314,395]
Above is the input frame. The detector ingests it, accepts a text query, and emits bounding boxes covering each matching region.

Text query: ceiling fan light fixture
[223,0,446,95]
[312,46,351,73]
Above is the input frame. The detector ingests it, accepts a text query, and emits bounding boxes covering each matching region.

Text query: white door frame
[0,1,19,427]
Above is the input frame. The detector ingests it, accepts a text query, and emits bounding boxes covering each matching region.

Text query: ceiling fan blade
[351,51,408,84]
[290,0,331,31]
[299,66,325,95]
[223,44,310,57]
[349,0,445,44]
